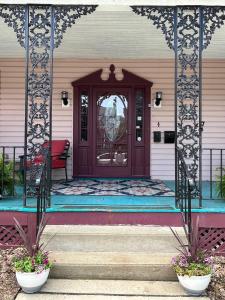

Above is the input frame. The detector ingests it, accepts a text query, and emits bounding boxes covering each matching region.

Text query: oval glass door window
[96,94,128,166]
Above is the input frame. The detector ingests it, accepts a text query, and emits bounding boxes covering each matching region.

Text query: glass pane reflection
[96,94,128,166]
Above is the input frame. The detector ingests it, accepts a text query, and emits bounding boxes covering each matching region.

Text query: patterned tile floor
[0,180,224,213]
[52,178,175,197]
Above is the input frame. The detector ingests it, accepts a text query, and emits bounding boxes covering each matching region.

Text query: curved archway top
[71,64,153,87]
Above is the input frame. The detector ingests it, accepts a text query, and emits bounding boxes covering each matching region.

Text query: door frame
[72,64,153,178]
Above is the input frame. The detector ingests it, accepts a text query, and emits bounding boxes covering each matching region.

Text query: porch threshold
[0,195,224,213]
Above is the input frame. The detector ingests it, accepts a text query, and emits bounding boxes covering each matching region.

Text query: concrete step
[49,251,176,281]
[43,225,184,253]
[16,279,210,300]
[43,225,184,281]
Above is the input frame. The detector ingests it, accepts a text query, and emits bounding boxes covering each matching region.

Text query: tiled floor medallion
[52,179,175,197]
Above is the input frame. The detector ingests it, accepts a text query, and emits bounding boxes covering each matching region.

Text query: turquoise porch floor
[0,180,224,213]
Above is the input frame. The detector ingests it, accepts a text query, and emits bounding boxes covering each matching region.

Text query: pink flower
[171,257,177,265]
[179,259,188,267]
[204,256,213,265]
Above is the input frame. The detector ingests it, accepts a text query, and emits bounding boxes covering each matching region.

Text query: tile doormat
[52,179,175,197]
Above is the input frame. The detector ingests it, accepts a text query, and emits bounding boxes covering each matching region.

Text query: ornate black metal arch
[131,6,225,51]
[0,4,98,49]
[131,6,225,205]
[0,4,97,203]
[1,4,225,206]
[131,6,175,50]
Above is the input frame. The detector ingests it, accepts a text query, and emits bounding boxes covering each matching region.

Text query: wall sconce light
[61,91,70,107]
[200,121,205,131]
[154,91,163,108]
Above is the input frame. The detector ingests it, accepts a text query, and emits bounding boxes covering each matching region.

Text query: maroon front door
[72,65,152,178]
[93,88,131,177]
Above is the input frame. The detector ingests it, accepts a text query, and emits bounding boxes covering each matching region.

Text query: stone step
[16,279,210,300]
[43,225,184,253]
[49,251,177,281]
[43,225,185,236]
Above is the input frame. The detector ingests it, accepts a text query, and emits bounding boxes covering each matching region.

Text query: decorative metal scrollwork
[131,6,225,51]
[131,6,175,50]
[203,7,225,49]
[0,4,98,49]
[0,5,26,47]
[54,5,98,48]
[0,4,97,202]
[26,5,53,158]
[24,5,53,199]
[175,7,202,198]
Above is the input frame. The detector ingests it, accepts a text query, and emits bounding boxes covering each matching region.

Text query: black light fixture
[200,121,205,131]
[155,91,163,107]
[61,91,69,106]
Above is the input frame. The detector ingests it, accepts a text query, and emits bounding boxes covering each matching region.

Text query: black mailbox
[153,131,161,143]
[164,131,175,144]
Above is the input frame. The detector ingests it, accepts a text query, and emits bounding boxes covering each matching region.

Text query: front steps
[43,225,183,281]
[16,279,210,299]
[16,226,210,299]
[50,251,175,281]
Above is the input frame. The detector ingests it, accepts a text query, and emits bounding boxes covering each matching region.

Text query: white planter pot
[177,273,211,296]
[16,268,50,293]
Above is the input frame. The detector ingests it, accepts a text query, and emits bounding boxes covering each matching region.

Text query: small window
[80,91,88,142]
[135,89,144,142]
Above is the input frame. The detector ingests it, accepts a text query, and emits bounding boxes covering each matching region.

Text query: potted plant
[171,216,213,296]
[13,215,53,293]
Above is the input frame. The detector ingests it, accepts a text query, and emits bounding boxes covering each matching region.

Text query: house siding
[0,58,224,180]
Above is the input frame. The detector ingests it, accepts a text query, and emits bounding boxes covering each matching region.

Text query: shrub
[216,168,225,199]
[0,154,14,196]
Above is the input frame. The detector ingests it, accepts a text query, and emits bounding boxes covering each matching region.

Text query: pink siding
[0,58,224,180]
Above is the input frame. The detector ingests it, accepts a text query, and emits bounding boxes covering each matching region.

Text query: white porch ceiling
[1,0,225,6]
[0,5,225,59]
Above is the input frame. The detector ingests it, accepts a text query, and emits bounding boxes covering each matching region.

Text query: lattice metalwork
[0,5,98,49]
[203,7,225,49]
[0,225,28,248]
[25,5,53,160]
[0,5,26,47]
[175,7,202,200]
[0,4,98,203]
[22,5,53,201]
[131,6,175,50]
[199,228,225,255]
[131,6,225,202]
[1,4,225,204]
[54,5,98,48]
[131,6,225,50]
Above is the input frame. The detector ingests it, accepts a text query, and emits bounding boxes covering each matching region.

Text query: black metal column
[175,7,203,206]
[24,5,54,204]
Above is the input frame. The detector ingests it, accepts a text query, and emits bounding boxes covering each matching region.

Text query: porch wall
[0,58,224,181]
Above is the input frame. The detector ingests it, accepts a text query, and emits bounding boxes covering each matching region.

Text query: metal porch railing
[0,146,49,247]
[202,148,225,200]
[33,148,50,231]
[176,147,194,237]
